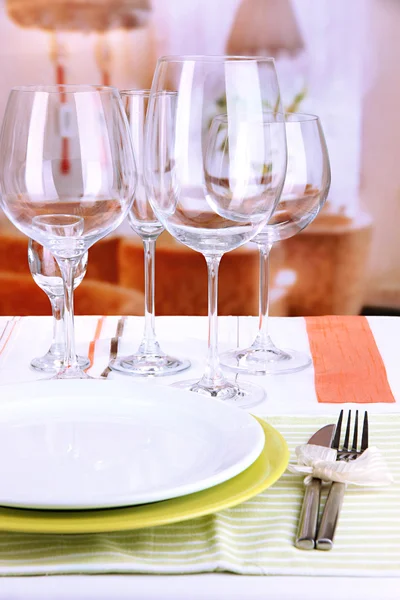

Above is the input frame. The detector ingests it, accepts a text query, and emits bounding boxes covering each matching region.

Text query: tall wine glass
[0,85,136,379]
[220,113,331,375]
[28,239,90,373]
[110,90,190,377]
[145,56,287,407]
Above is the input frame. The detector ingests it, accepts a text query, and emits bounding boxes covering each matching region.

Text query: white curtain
[152,0,370,215]
[291,0,370,215]
[152,0,242,56]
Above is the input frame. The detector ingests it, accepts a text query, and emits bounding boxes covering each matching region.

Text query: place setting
[0,53,397,586]
[0,377,289,531]
[0,404,397,578]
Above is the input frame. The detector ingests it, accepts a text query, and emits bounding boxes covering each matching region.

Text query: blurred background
[0,0,398,318]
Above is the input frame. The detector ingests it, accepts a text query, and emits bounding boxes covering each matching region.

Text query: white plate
[0,380,265,510]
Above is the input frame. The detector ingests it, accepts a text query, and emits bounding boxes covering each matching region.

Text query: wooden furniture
[0,231,31,276]
[117,233,287,316]
[86,237,120,284]
[0,272,144,316]
[0,228,120,284]
[0,209,373,317]
[282,210,373,315]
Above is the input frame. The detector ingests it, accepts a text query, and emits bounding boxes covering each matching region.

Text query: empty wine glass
[28,239,90,373]
[220,113,331,375]
[0,85,136,379]
[145,56,287,407]
[110,90,190,377]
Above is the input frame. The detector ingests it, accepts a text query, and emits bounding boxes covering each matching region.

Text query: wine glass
[0,85,136,379]
[145,56,287,407]
[109,90,190,377]
[220,113,331,375]
[28,239,90,373]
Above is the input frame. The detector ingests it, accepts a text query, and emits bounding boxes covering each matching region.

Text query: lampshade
[226,0,304,56]
[6,0,152,32]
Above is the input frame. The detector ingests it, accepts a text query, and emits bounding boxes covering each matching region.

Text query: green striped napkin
[0,415,398,577]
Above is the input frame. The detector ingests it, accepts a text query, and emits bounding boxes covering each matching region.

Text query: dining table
[0,313,398,600]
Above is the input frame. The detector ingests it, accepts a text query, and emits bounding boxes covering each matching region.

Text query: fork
[100,317,127,378]
[316,409,369,551]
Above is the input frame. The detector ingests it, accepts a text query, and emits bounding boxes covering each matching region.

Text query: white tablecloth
[0,315,399,600]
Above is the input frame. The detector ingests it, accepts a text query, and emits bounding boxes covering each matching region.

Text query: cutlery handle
[295,477,321,550]
[316,481,346,550]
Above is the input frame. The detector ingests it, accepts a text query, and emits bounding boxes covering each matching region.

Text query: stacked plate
[0,380,289,533]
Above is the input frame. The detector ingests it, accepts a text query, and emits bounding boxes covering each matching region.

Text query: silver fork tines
[361,411,369,453]
[351,410,358,453]
[315,409,369,550]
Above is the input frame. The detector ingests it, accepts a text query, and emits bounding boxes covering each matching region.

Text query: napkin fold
[288,443,394,486]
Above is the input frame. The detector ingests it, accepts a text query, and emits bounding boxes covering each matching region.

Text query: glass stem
[138,237,160,355]
[49,294,65,356]
[57,257,79,371]
[200,255,225,387]
[253,243,275,348]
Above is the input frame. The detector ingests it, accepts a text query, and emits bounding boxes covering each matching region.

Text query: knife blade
[295,424,336,550]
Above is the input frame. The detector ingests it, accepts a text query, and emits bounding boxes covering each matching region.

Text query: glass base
[30,353,90,373]
[171,378,265,409]
[51,366,93,380]
[110,354,191,377]
[220,346,312,375]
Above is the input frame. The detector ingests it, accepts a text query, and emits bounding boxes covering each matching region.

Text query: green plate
[0,418,289,534]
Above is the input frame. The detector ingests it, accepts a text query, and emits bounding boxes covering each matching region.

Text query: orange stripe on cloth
[305,316,395,403]
[86,316,106,370]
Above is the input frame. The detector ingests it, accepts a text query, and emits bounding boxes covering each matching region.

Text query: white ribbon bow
[287,444,394,486]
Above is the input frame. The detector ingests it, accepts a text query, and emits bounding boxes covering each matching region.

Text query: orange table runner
[0,317,21,360]
[305,315,395,403]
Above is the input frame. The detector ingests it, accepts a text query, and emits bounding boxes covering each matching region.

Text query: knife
[295,424,336,550]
